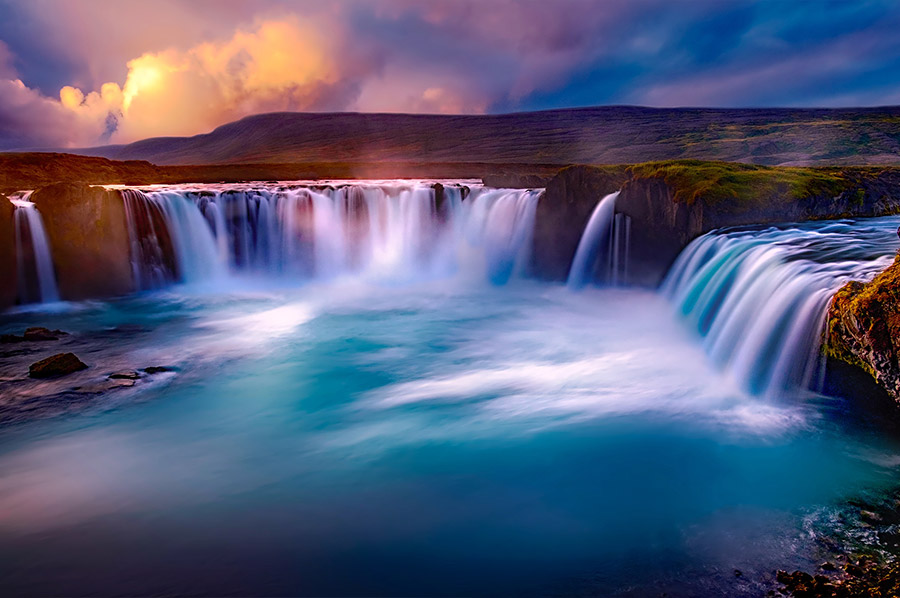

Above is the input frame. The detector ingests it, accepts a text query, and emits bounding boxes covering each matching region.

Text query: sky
[0,0,899,150]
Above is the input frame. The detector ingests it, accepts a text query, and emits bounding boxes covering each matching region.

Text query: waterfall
[663,219,900,395]
[567,192,628,288]
[121,182,542,288]
[10,193,59,304]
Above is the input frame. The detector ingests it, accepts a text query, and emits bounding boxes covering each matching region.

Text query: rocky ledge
[532,162,900,284]
[826,254,900,402]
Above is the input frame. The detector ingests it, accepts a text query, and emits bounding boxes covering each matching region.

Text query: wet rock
[24,327,66,341]
[29,353,88,378]
[108,370,142,380]
[2,327,68,343]
[72,378,135,393]
[845,563,864,577]
[143,366,175,374]
[860,509,883,523]
[826,254,900,402]
[30,183,135,300]
[0,197,15,309]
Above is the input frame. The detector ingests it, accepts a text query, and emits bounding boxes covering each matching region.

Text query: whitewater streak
[121,182,542,288]
[663,219,900,395]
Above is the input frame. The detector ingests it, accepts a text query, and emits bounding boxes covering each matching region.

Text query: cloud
[40,15,376,145]
[1,0,900,149]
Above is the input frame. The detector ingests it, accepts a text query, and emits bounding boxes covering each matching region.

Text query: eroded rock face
[826,254,900,401]
[0,196,15,309]
[530,165,628,281]
[615,170,900,286]
[30,183,134,300]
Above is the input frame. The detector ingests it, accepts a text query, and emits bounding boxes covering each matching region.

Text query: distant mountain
[72,106,900,167]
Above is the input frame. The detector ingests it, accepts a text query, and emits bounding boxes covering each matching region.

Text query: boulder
[29,352,88,378]
[24,327,65,341]
[0,195,15,309]
[29,183,134,300]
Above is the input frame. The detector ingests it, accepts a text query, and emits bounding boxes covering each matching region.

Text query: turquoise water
[2,277,900,595]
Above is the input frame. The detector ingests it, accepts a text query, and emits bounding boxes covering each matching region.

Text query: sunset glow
[1,0,900,149]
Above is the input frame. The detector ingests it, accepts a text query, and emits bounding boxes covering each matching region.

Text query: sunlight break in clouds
[3,12,491,148]
[56,17,350,144]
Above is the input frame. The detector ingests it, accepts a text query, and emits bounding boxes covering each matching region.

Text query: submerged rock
[108,370,142,380]
[24,327,66,341]
[826,254,900,402]
[1,327,68,343]
[29,353,88,378]
[143,366,175,374]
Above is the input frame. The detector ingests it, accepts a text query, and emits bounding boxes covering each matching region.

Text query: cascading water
[10,192,59,304]
[567,192,630,288]
[121,182,542,288]
[663,218,900,395]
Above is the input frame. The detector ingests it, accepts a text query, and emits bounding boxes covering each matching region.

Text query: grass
[626,160,854,206]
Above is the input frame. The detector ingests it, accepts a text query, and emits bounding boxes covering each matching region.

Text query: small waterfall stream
[567,192,630,288]
[10,193,59,304]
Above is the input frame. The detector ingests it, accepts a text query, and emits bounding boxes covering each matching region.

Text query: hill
[67,106,900,167]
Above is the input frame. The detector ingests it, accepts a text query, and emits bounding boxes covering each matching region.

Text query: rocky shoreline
[772,486,900,598]
[0,325,176,424]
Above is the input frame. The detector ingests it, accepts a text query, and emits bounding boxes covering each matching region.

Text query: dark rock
[24,327,66,341]
[108,370,142,380]
[73,378,136,393]
[432,182,445,214]
[0,196,14,310]
[2,327,68,343]
[860,509,883,523]
[844,563,864,577]
[821,562,836,571]
[29,353,88,378]
[143,366,174,374]
[733,569,743,577]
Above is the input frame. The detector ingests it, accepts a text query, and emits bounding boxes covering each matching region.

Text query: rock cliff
[0,196,16,308]
[29,183,134,299]
[535,162,900,285]
[826,255,900,402]
[530,165,628,280]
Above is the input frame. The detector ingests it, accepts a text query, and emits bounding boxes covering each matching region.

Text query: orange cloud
[56,16,348,143]
[0,8,501,148]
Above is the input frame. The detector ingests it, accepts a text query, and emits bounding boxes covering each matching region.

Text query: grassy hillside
[66,106,900,167]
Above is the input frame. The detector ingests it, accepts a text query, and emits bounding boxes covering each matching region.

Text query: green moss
[826,254,900,384]
[625,160,854,206]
